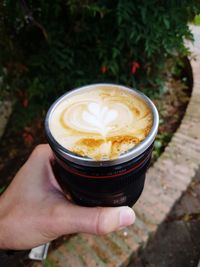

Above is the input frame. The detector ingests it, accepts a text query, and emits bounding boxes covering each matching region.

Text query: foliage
[152,133,172,161]
[0,1,200,122]
[194,14,200,25]
[43,259,56,267]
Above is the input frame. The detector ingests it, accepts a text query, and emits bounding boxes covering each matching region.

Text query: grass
[194,15,200,25]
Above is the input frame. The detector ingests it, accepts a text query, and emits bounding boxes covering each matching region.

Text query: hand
[0,144,135,250]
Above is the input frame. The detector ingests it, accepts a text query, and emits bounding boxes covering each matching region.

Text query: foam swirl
[49,86,153,160]
[61,101,135,137]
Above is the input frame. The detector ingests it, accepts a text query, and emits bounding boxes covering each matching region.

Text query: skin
[0,144,135,250]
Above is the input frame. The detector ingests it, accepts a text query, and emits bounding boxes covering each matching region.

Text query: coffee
[45,84,159,207]
[49,85,153,160]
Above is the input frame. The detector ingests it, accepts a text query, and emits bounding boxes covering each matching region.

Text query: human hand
[0,144,135,250]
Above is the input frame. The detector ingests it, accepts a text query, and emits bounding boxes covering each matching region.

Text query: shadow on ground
[129,169,200,267]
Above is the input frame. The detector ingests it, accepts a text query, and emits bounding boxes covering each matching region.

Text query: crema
[49,85,153,160]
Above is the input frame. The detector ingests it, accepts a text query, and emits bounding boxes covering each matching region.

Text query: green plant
[0,1,200,123]
[43,259,56,267]
[152,132,172,162]
[194,14,200,25]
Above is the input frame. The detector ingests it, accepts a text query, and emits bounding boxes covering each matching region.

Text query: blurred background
[0,1,200,267]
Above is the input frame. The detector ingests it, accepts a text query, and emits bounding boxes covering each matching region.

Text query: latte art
[83,103,118,136]
[62,102,118,136]
[49,85,153,160]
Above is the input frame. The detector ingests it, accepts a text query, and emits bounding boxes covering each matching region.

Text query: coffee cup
[45,84,159,207]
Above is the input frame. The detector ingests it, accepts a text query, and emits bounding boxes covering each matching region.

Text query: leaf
[194,15,200,25]
[163,17,170,29]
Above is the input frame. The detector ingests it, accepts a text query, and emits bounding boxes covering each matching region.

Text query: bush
[0,1,200,111]
[194,14,200,25]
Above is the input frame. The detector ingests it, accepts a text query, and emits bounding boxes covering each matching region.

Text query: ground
[128,169,200,267]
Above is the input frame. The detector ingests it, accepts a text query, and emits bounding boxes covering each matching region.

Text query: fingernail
[119,207,135,228]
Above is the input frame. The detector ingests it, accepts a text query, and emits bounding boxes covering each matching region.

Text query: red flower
[23,132,34,146]
[23,98,29,108]
[131,61,140,74]
[101,65,108,74]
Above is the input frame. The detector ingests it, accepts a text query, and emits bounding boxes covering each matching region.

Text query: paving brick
[142,182,175,207]
[32,262,42,267]
[134,201,166,225]
[73,236,107,267]
[50,235,99,267]
[53,248,75,267]
[173,147,200,167]
[137,195,169,219]
[165,146,199,167]
[146,171,186,200]
[173,133,200,150]
[173,133,200,149]
[62,242,87,267]
[116,228,141,250]
[70,235,107,267]
[138,190,169,216]
[83,234,120,267]
[167,144,200,166]
[107,232,132,264]
[99,235,125,265]
[154,160,191,182]
[178,123,200,140]
[45,252,62,267]
[152,166,189,191]
[184,114,200,123]
[130,218,150,243]
[111,232,132,252]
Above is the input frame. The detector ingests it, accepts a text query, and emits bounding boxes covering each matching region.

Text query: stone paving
[33,26,200,267]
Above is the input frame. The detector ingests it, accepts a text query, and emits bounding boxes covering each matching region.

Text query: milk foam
[49,86,153,160]
[82,102,118,136]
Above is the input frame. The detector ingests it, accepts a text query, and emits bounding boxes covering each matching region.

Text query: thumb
[53,203,135,236]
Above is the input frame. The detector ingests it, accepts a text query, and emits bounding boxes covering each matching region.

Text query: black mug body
[51,145,153,207]
[45,83,159,207]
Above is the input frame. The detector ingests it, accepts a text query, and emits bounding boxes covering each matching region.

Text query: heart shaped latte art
[60,100,134,137]
[82,103,118,136]
[50,86,153,160]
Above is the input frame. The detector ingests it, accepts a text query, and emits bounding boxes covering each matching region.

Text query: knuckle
[31,144,47,158]
[32,144,42,155]
[95,207,110,235]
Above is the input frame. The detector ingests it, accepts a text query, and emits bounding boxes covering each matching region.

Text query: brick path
[33,26,200,267]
